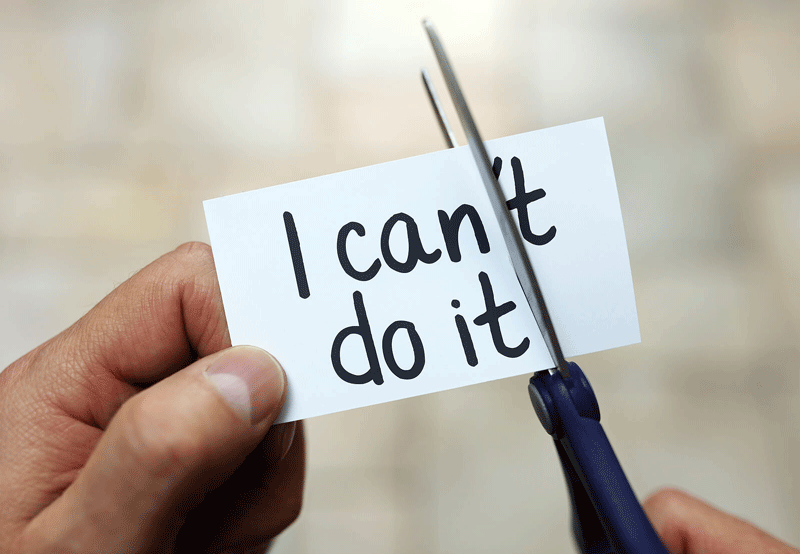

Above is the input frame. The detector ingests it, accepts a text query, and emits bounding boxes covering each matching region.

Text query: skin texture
[643,488,799,554]
[0,242,304,554]
[0,242,795,553]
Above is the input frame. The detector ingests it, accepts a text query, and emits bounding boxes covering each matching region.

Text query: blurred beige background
[1,1,798,552]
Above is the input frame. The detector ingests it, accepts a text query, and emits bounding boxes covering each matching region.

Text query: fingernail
[205,346,285,425]
[280,421,297,460]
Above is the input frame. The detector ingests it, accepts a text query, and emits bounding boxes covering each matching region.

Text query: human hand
[644,488,798,554]
[0,242,304,554]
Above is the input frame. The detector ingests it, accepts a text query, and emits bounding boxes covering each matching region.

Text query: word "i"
[283,211,310,299]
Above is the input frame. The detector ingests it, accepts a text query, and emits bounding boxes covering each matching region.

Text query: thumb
[25,346,286,554]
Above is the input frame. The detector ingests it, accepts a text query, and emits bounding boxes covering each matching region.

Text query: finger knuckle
[167,241,220,302]
[172,241,214,267]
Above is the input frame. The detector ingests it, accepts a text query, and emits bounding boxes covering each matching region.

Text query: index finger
[643,488,799,554]
[74,241,232,384]
[0,242,233,529]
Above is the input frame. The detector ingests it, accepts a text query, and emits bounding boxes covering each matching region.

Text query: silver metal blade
[421,68,459,148]
[423,19,569,379]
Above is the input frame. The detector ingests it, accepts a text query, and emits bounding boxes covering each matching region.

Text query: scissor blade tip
[422,18,433,29]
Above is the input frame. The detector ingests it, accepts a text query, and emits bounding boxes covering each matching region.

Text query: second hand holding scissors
[422,20,670,554]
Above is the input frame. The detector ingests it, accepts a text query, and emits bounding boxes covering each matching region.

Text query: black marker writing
[492,156,503,180]
[337,205,492,283]
[494,156,557,246]
[320,154,559,383]
[382,320,425,380]
[331,291,427,385]
[380,212,442,273]
[451,299,478,367]
[438,204,490,262]
[283,211,310,299]
[331,291,384,385]
[337,222,381,281]
[473,271,530,358]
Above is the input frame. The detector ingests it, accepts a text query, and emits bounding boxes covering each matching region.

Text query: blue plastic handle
[529,362,669,554]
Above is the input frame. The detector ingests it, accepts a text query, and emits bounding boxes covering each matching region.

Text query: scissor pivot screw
[528,378,555,435]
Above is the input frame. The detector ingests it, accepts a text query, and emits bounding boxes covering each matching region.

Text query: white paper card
[204,118,639,423]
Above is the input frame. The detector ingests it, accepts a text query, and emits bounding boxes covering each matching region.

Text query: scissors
[421,20,670,554]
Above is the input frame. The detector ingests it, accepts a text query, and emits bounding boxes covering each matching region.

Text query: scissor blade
[421,68,459,149]
[423,19,569,379]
